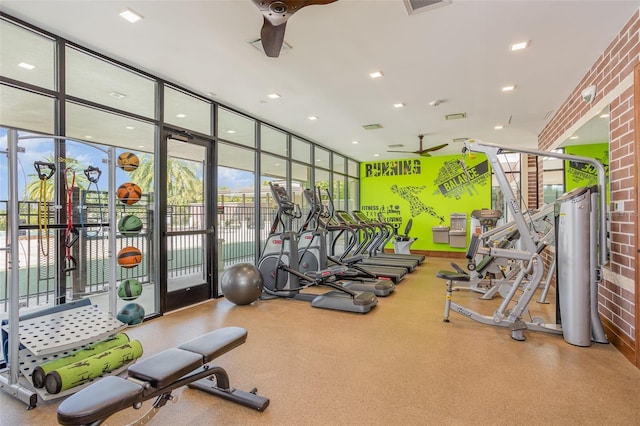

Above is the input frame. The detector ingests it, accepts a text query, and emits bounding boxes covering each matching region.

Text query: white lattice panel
[2,305,126,356]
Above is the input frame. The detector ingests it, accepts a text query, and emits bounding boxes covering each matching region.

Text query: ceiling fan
[387,135,448,157]
[251,0,337,58]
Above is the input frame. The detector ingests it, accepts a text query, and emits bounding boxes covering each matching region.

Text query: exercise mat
[44,340,143,394]
[32,333,130,388]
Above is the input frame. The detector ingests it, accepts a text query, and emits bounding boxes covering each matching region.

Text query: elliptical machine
[257,182,378,314]
[298,187,395,297]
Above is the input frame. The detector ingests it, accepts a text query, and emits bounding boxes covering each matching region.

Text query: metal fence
[0,192,152,311]
[1,194,283,312]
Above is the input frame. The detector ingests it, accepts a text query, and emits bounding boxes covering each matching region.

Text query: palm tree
[128,154,203,205]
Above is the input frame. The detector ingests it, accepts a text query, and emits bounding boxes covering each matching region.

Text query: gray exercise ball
[220,263,264,305]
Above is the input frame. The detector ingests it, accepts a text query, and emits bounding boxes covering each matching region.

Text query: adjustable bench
[57,326,269,425]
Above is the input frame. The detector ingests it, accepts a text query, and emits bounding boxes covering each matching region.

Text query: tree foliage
[129,154,203,205]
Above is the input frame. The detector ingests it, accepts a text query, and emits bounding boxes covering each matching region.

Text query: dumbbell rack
[1,304,127,401]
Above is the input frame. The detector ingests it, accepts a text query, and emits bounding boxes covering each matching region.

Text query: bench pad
[57,376,143,425]
[178,326,247,363]
[128,347,203,388]
[437,271,471,282]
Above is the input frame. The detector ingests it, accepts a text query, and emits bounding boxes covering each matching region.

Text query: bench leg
[187,367,270,412]
[443,280,453,323]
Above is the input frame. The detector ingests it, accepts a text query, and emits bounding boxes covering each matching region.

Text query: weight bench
[57,326,269,425]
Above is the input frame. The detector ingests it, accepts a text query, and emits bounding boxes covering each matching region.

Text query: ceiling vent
[452,138,468,143]
[388,144,404,148]
[249,39,292,55]
[404,0,451,15]
[445,112,467,120]
[362,123,383,130]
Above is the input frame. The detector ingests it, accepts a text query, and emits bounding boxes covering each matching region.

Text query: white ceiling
[2,0,637,161]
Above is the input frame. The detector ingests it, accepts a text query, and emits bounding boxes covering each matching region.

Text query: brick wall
[526,155,539,208]
[538,11,639,365]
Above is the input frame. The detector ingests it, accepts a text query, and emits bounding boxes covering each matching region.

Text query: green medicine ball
[117,303,145,326]
[117,278,143,301]
[118,214,143,237]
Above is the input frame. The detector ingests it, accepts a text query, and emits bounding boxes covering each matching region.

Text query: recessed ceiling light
[429,100,442,107]
[267,93,280,99]
[393,103,405,108]
[18,62,35,70]
[226,130,236,134]
[259,100,267,104]
[138,145,145,148]
[207,92,216,97]
[501,85,516,92]
[352,141,359,144]
[109,91,126,99]
[373,153,380,157]
[85,135,92,139]
[510,41,529,51]
[308,116,318,121]
[494,125,504,130]
[600,113,610,118]
[369,71,383,79]
[125,126,135,130]
[176,113,187,118]
[119,8,143,23]
[275,163,280,166]
[569,135,579,140]
[316,159,322,162]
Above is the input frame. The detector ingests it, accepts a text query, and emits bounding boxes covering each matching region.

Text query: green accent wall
[360,154,492,251]
[564,143,609,204]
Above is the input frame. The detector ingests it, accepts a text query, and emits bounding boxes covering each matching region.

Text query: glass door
[162,133,214,311]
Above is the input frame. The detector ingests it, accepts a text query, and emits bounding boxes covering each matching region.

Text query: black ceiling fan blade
[260,17,287,57]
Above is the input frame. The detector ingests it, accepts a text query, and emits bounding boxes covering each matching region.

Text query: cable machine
[440,139,608,344]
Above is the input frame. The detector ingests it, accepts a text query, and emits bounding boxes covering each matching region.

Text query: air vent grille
[249,39,292,54]
[362,123,383,130]
[388,144,404,148]
[445,113,467,121]
[404,0,451,15]
[452,138,468,143]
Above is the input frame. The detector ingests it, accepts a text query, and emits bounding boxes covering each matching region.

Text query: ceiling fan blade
[422,143,448,152]
[386,150,418,154]
[252,0,337,57]
[260,17,287,57]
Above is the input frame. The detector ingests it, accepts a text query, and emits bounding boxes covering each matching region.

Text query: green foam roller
[32,333,130,388]
[44,340,143,395]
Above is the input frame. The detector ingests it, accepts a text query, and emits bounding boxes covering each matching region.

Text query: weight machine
[440,140,608,345]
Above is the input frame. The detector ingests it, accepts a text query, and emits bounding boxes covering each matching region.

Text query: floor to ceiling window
[0,14,361,316]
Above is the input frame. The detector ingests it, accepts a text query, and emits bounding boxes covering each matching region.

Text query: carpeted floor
[2,256,639,425]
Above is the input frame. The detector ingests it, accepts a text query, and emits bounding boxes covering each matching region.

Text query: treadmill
[352,210,425,264]
[322,214,406,284]
[334,211,417,272]
[320,189,407,283]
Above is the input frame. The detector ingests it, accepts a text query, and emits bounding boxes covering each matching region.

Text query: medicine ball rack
[1,129,123,408]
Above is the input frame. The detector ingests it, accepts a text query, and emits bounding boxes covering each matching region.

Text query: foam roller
[44,340,143,394]
[32,333,130,388]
